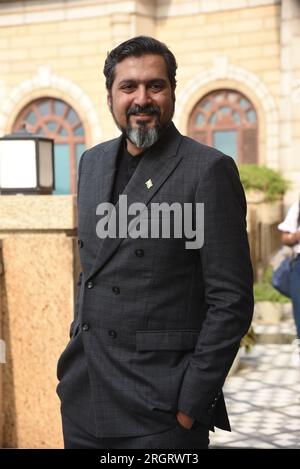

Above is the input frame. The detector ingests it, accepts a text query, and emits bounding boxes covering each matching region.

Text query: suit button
[78,239,84,248]
[112,286,120,294]
[82,323,89,332]
[87,281,94,289]
[135,249,144,257]
[108,330,117,338]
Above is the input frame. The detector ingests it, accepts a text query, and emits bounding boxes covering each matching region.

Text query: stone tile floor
[210,342,300,449]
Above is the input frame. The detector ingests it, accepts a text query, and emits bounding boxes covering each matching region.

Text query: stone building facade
[0,0,300,448]
[0,0,299,200]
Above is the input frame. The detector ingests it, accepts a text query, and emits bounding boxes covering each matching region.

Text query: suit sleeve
[177,154,254,428]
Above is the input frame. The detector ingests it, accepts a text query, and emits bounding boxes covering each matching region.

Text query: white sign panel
[0,140,37,189]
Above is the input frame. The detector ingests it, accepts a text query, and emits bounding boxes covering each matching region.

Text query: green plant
[239,165,289,201]
[254,266,290,303]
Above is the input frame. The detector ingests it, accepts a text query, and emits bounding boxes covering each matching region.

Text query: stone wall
[0,0,282,170]
[0,195,78,448]
[279,0,300,206]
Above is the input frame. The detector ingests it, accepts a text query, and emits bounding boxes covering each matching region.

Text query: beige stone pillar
[280,0,300,205]
[109,0,156,48]
[0,195,78,448]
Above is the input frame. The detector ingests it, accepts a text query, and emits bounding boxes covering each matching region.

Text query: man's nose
[133,86,151,107]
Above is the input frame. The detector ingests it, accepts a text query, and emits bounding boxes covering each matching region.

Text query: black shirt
[110,141,146,206]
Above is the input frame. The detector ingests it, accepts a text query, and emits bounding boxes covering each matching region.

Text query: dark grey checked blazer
[57,122,254,438]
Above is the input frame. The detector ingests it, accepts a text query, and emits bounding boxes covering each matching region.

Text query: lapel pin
[145,178,153,189]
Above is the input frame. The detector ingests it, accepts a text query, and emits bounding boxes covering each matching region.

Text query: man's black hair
[103,36,177,91]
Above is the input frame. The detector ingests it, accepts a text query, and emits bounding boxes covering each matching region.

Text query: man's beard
[126,119,161,149]
[111,101,174,149]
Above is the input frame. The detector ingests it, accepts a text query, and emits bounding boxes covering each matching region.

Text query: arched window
[188,89,258,164]
[12,98,86,194]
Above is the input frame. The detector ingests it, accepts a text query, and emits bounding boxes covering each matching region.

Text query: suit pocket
[134,330,198,416]
[135,329,199,352]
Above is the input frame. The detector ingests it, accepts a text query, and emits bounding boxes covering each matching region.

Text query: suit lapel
[87,123,184,280]
[94,137,121,210]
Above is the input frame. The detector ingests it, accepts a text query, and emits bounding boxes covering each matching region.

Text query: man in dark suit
[57,36,254,449]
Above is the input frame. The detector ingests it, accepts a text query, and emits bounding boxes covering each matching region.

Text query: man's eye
[121,84,134,91]
[150,83,163,91]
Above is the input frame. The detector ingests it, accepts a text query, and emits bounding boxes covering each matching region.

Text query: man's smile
[130,114,157,124]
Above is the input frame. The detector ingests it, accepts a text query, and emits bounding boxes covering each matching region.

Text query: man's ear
[107,94,112,111]
[172,86,176,103]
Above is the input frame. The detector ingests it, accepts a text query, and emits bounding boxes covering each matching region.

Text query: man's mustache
[126,105,161,118]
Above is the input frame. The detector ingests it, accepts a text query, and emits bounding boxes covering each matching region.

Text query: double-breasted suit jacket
[57,122,254,438]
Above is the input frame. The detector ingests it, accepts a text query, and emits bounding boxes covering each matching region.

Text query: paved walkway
[210,309,300,449]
